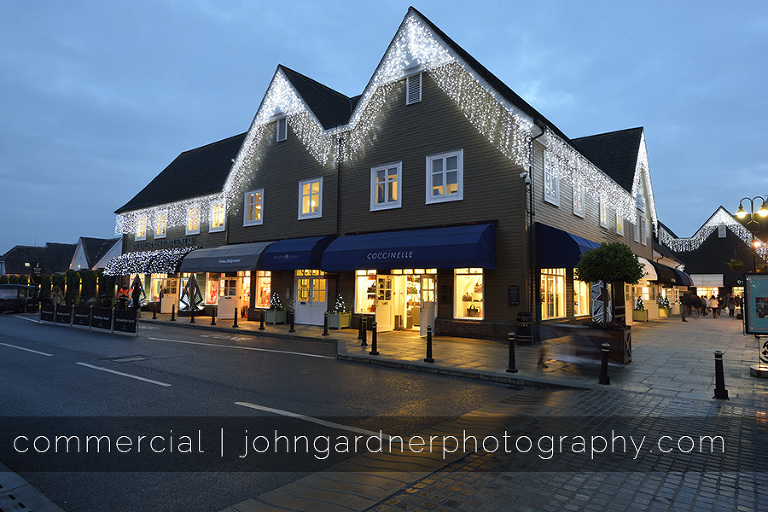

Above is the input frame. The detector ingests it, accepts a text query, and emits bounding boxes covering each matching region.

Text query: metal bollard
[289,310,295,333]
[424,325,435,363]
[506,332,518,373]
[370,321,379,355]
[190,305,195,324]
[322,311,329,336]
[152,303,157,320]
[259,309,265,330]
[211,306,217,325]
[170,304,176,321]
[361,316,367,346]
[233,308,239,328]
[713,351,729,399]
[598,342,611,385]
[358,314,364,340]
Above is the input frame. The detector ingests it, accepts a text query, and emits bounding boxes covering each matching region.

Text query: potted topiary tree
[657,296,671,318]
[265,292,286,324]
[633,297,648,322]
[328,294,351,329]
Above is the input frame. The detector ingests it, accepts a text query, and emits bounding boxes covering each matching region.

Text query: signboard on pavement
[744,274,768,336]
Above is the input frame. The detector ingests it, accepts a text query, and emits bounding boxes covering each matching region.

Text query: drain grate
[105,355,149,363]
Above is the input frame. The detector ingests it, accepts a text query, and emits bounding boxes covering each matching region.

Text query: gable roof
[1,245,46,275]
[45,243,77,274]
[572,127,644,193]
[279,66,355,129]
[79,237,121,269]
[116,133,247,214]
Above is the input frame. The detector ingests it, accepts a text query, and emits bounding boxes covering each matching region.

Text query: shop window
[355,270,377,313]
[573,186,585,217]
[371,162,402,210]
[276,117,287,142]
[573,278,590,316]
[541,268,566,320]
[210,202,226,233]
[455,268,483,320]
[135,216,147,241]
[406,73,422,105]
[244,189,264,226]
[298,178,322,219]
[206,274,220,304]
[186,205,200,235]
[254,270,271,308]
[426,150,463,204]
[155,211,167,239]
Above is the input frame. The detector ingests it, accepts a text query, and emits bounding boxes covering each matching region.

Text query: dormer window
[406,73,422,105]
[276,117,287,142]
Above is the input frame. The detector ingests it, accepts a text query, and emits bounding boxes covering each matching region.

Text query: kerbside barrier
[38,304,139,336]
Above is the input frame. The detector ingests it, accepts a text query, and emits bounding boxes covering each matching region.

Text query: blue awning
[180,242,273,273]
[673,269,693,287]
[321,224,496,271]
[261,236,334,270]
[536,223,601,268]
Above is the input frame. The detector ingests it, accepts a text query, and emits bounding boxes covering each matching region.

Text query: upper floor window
[426,149,463,204]
[276,117,287,142]
[155,211,167,239]
[299,178,322,219]
[371,162,402,211]
[599,197,609,228]
[210,202,226,233]
[633,216,640,243]
[573,186,585,218]
[718,224,726,238]
[244,189,264,226]
[186,205,200,235]
[616,212,624,236]
[543,157,559,206]
[135,216,147,241]
[636,193,646,212]
[406,73,422,105]
[640,215,648,246]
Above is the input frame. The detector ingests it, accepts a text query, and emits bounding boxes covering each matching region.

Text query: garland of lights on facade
[103,246,197,276]
[115,11,654,235]
[659,208,768,260]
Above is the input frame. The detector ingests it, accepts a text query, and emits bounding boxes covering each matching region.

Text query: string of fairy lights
[103,246,197,276]
[115,10,654,237]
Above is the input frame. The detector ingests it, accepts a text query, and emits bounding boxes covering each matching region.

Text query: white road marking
[148,337,334,360]
[234,401,392,441]
[15,316,40,323]
[75,362,171,387]
[0,342,53,357]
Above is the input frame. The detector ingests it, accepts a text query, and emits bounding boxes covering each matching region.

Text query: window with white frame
[406,73,422,105]
[426,149,463,204]
[209,202,225,233]
[616,212,624,236]
[455,268,484,320]
[371,162,402,210]
[542,152,559,206]
[298,178,322,219]
[135,216,147,241]
[244,189,264,226]
[155,211,167,239]
[186,205,200,235]
[640,215,648,245]
[718,224,726,238]
[599,197,609,228]
[276,117,287,142]
[633,216,640,243]
[573,186,585,217]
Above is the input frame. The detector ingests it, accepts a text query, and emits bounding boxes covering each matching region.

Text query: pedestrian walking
[727,294,735,318]
[681,292,690,322]
[710,295,719,319]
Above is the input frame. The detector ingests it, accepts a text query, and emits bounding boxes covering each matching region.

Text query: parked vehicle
[0,284,38,313]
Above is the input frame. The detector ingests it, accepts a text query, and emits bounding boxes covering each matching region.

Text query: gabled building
[69,237,121,271]
[1,243,77,277]
[112,7,661,337]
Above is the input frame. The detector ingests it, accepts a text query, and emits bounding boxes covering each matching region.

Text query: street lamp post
[736,195,768,272]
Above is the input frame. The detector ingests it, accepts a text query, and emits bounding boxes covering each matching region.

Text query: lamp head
[758,198,768,218]
[736,204,747,219]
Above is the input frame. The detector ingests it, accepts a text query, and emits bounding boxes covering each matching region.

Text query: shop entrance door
[295,271,327,325]
[420,275,437,336]
[218,278,238,319]
[376,275,394,332]
[160,278,178,314]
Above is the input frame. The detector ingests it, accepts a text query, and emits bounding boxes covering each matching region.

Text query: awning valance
[673,269,694,287]
[535,223,601,268]
[321,224,496,271]
[103,246,196,276]
[651,262,678,285]
[638,257,658,281]
[179,242,273,273]
[261,236,334,270]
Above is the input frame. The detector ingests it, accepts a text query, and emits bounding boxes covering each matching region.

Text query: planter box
[632,309,648,322]
[547,323,632,364]
[328,312,351,329]
[658,307,671,319]
[265,309,286,325]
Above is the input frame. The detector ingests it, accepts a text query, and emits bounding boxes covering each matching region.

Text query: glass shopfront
[541,268,566,320]
[573,278,590,317]
[455,268,483,320]
[354,269,438,332]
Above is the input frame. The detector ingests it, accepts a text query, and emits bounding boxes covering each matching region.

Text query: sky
[1,0,767,256]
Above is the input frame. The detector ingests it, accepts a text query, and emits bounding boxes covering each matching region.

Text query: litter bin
[515,311,533,345]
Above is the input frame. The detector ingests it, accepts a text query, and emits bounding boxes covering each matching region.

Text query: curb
[140,318,335,344]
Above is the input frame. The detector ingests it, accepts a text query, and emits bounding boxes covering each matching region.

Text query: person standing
[51,286,64,307]
[710,295,719,319]
[681,293,690,322]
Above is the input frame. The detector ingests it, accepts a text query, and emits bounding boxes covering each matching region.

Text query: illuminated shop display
[455,268,483,320]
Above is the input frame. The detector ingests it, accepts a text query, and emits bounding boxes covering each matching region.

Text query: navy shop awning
[536,223,601,268]
[673,269,693,287]
[321,224,496,271]
[179,242,273,273]
[652,262,679,285]
[261,236,334,270]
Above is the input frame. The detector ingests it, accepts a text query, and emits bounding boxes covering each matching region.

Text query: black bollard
[323,312,329,336]
[358,314,364,340]
[370,321,379,355]
[152,303,157,320]
[424,325,435,363]
[190,305,195,324]
[506,332,518,373]
[170,303,176,321]
[598,342,611,385]
[258,309,264,330]
[289,310,295,333]
[713,350,729,400]
[361,316,367,347]
[211,306,216,326]
[233,307,239,328]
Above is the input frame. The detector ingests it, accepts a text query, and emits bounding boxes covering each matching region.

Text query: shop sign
[132,237,196,251]
[366,250,414,262]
